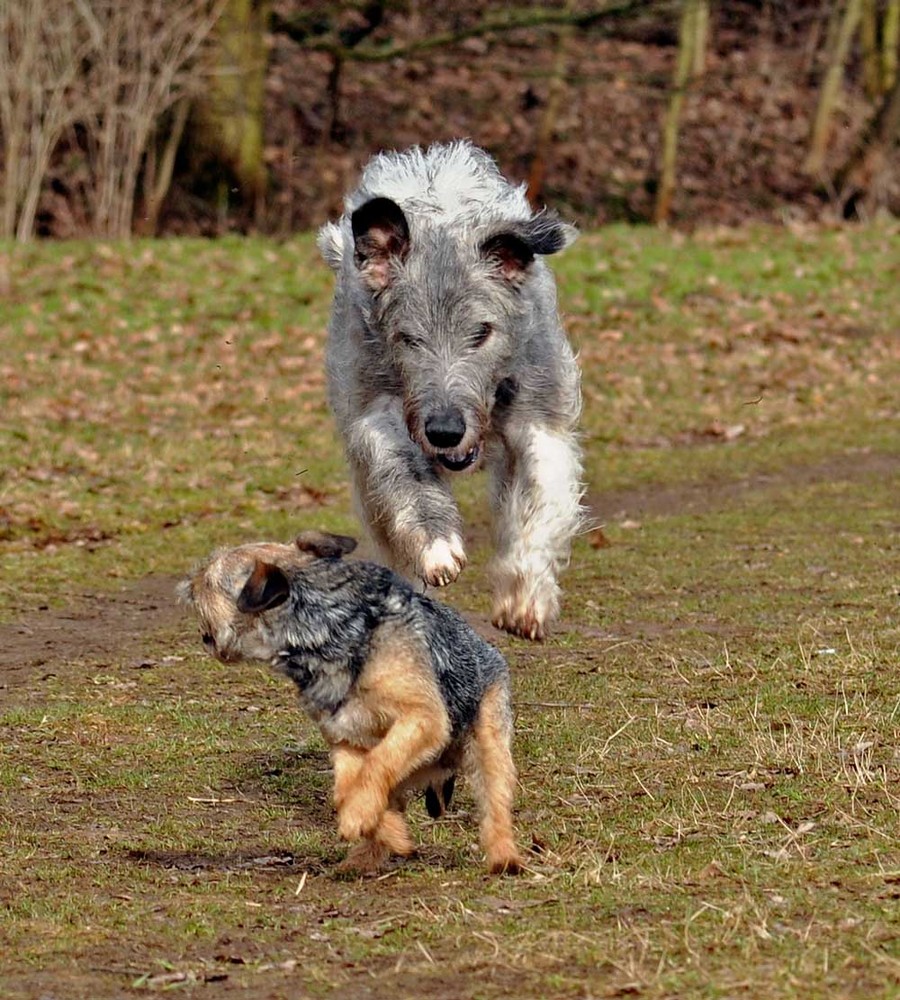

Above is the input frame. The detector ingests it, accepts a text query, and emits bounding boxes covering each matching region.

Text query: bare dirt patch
[2,449,895,697]
[590,449,900,521]
[0,575,181,693]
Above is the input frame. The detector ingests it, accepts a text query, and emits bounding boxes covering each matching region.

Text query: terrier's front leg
[332,745,413,870]
[337,710,448,842]
[490,424,584,640]
[337,812,414,873]
[347,395,466,587]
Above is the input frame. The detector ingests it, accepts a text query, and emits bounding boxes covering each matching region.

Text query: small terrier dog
[178,530,522,875]
[318,140,584,641]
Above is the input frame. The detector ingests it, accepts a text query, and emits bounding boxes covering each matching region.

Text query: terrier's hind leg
[469,683,522,875]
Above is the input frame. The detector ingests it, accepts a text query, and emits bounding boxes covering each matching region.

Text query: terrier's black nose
[425,409,466,448]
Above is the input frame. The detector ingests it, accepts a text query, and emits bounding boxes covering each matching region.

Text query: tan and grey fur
[319,141,583,640]
[178,531,522,875]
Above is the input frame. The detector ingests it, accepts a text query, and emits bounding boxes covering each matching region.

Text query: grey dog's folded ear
[237,562,291,614]
[351,196,411,291]
[294,530,358,559]
[480,210,577,285]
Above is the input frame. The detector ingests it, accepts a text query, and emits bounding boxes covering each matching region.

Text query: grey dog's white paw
[418,535,467,587]
[491,572,560,642]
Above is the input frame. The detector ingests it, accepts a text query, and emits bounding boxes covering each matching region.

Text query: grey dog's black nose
[425,409,466,448]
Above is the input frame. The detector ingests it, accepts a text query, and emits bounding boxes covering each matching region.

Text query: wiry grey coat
[318,141,584,640]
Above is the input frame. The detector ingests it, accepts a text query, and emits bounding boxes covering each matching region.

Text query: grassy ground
[0,224,898,998]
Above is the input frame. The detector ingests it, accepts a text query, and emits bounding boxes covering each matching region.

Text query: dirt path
[2,450,896,696]
[589,449,899,521]
[0,575,182,693]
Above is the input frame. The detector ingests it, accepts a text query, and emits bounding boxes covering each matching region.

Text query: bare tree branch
[141,97,192,235]
[0,0,93,240]
[77,0,226,237]
[0,0,226,239]
[273,0,667,63]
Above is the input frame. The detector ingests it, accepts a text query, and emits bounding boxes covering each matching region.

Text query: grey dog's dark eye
[396,331,420,349]
[471,322,493,347]
[202,633,215,647]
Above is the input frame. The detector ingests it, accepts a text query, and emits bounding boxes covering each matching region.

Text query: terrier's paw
[337,839,389,874]
[337,788,386,842]
[375,810,415,857]
[487,851,524,876]
[418,535,467,588]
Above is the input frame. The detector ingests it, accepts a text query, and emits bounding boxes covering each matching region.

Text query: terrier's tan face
[179,542,299,663]
[178,531,358,663]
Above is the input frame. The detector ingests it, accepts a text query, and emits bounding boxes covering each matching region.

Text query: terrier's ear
[237,562,290,614]
[175,578,194,606]
[351,197,410,291]
[294,530,358,559]
[480,211,577,285]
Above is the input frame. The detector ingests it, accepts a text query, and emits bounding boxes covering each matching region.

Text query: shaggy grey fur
[318,141,584,640]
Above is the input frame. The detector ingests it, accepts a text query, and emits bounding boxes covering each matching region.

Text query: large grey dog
[318,141,583,640]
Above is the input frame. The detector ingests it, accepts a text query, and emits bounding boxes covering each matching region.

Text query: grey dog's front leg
[490,422,584,639]
[346,395,466,587]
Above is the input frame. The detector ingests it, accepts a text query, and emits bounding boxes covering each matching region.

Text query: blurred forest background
[1,0,899,241]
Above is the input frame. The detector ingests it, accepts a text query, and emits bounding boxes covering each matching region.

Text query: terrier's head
[177,531,357,663]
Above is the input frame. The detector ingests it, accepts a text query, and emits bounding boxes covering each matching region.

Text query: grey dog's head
[348,196,575,472]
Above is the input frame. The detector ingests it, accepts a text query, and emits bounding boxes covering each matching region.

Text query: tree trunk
[655,0,697,224]
[832,67,900,212]
[884,0,899,91]
[526,1,575,208]
[805,0,863,175]
[191,0,270,224]
[821,0,848,71]
[690,0,709,79]
[860,0,881,97]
